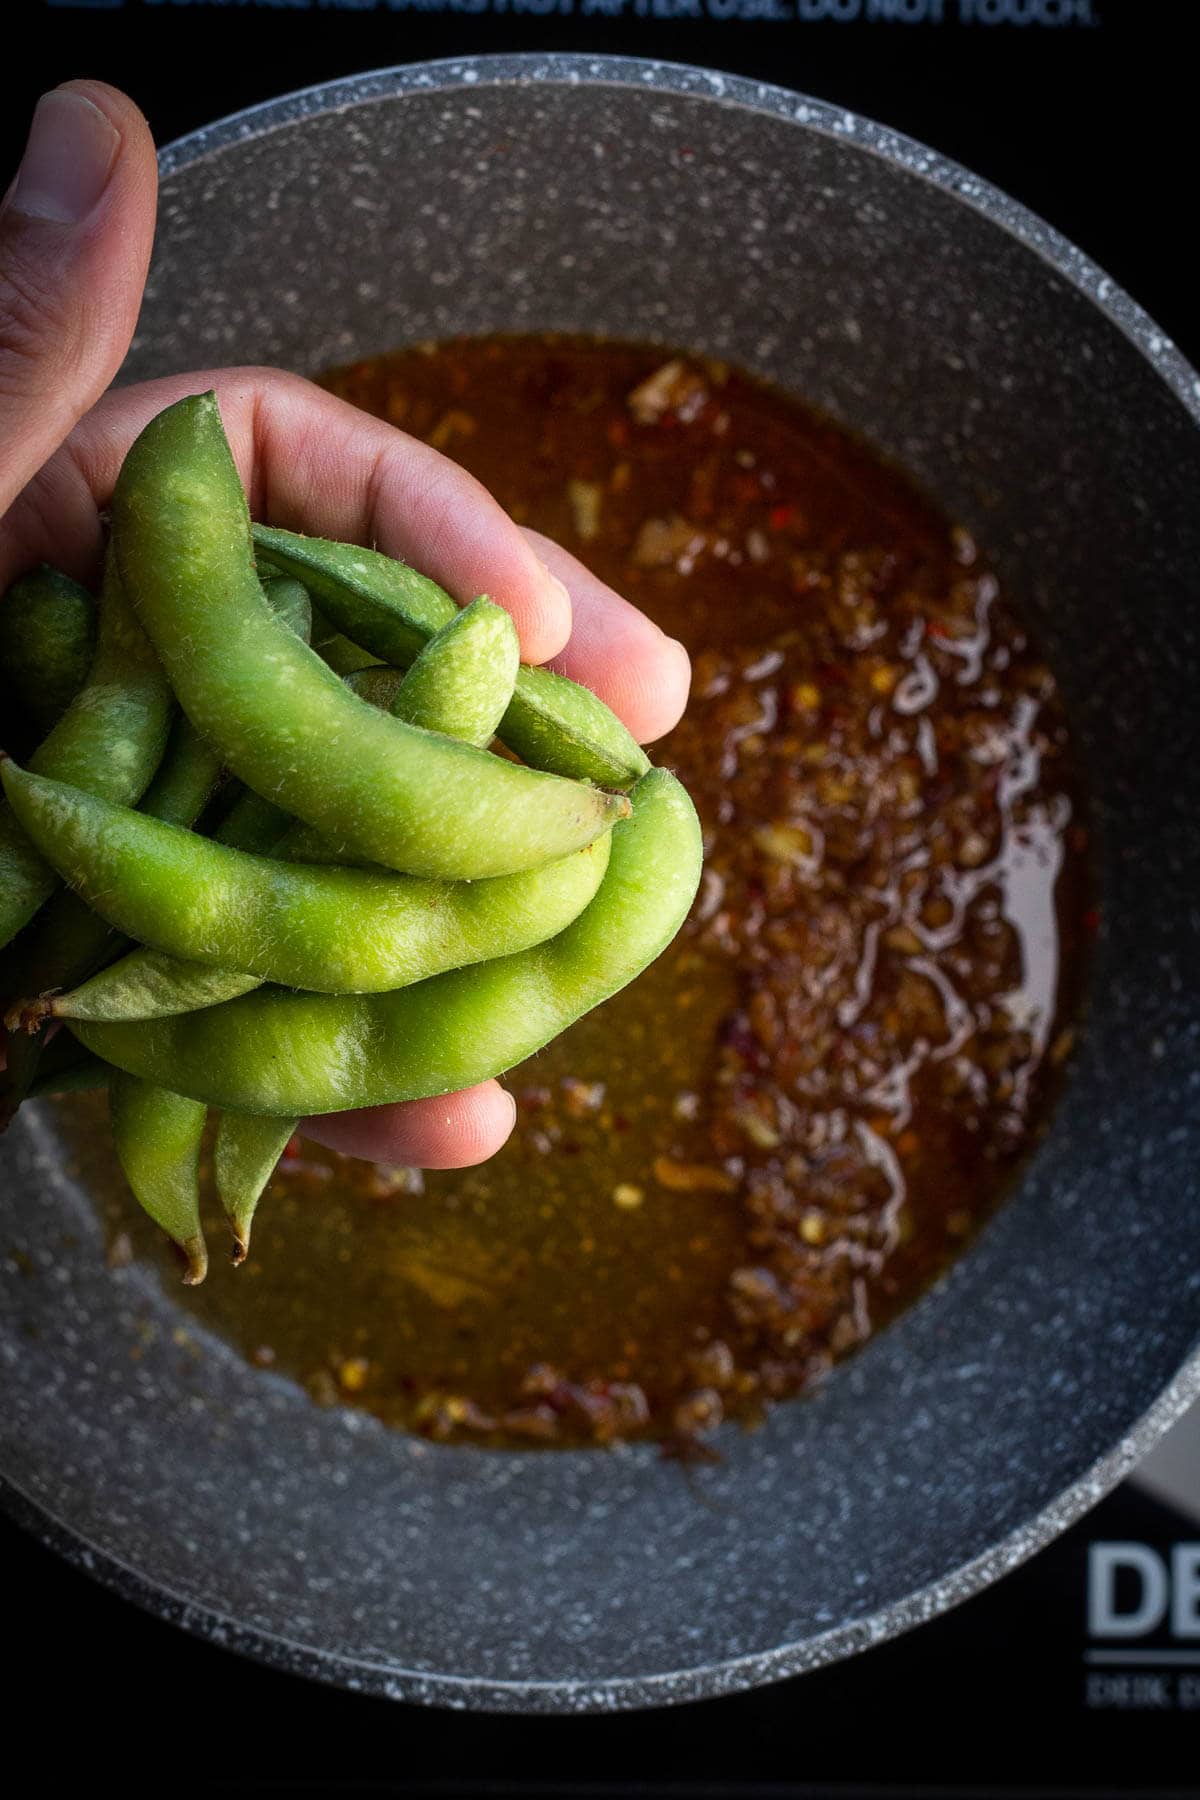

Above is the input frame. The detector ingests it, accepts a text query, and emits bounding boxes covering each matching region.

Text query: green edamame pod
[47,950,263,1025]
[2,571,314,1045]
[72,768,700,1115]
[5,716,225,1037]
[210,787,294,856]
[135,714,222,833]
[0,566,96,739]
[281,606,519,865]
[135,576,311,832]
[259,573,313,645]
[25,1034,109,1100]
[254,523,651,790]
[341,663,403,712]
[308,604,381,677]
[44,625,517,1022]
[0,1020,42,1126]
[391,596,518,747]
[253,526,457,659]
[3,761,613,998]
[28,1059,109,1100]
[215,1111,297,1263]
[1,1026,109,1122]
[114,394,626,879]
[108,1071,208,1284]
[0,552,173,950]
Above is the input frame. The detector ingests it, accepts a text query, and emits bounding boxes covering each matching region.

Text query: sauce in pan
[116,338,1092,1450]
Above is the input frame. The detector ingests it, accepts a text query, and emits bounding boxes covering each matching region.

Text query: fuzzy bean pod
[254,523,651,790]
[114,394,626,879]
[0,566,96,742]
[0,553,173,949]
[1,572,317,1052]
[71,768,700,1115]
[215,1111,298,1263]
[27,601,554,1022]
[108,1071,208,1284]
[2,762,614,997]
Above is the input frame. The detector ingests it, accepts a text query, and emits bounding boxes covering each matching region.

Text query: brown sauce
[141,337,1089,1449]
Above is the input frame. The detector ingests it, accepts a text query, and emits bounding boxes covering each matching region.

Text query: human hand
[1,83,691,1169]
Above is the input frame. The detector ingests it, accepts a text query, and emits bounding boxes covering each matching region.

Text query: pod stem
[179,1233,209,1287]
[3,994,55,1036]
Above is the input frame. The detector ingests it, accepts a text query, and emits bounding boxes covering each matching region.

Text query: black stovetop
[5,1,1196,1791]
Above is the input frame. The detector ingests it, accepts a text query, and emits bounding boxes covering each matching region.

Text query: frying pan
[1,55,1198,1712]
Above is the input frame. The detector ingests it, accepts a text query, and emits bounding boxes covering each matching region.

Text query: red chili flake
[769,503,794,531]
[1082,907,1102,935]
[926,620,951,639]
[606,418,630,448]
[282,1135,303,1160]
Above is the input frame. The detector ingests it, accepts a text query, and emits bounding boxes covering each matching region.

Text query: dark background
[4,0,1195,367]
[4,0,1196,1792]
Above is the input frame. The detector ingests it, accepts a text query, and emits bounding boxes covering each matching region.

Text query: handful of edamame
[0,393,702,1283]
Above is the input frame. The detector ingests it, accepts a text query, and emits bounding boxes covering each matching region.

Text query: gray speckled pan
[2,55,1198,1712]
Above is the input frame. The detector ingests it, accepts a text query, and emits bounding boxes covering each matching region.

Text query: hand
[1,83,691,1169]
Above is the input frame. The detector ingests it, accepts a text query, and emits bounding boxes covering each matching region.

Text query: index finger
[3,366,574,664]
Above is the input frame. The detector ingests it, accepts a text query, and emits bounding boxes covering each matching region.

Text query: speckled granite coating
[2,56,1198,1712]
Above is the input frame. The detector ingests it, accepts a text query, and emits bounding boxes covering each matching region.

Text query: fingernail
[503,1089,518,1130]
[9,89,119,225]
[537,561,572,612]
[666,635,693,687]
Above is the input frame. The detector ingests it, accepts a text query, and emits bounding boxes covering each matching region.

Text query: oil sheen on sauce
[95,338,1091,1451]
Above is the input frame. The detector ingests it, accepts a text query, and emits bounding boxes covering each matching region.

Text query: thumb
[0,82,157,517]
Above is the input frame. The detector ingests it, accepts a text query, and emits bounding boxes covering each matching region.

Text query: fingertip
[662,634,694,712]
[525,561,573,662]
[301,1081,516,1170]
[484,554,571,666]
[58,80,150,136]
[585,624,692,745]
[55,81,157,210]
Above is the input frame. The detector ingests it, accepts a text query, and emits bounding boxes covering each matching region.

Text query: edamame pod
[0,553,173,949]
[2,761,613,997]
[210,786,294,856]
[259,574,313,643]
[72,768,700,1115]
[47,951,263,1024]
[6,1029,110,1120]
[108,1071,208,1284]
[114,394,626,879]
[215,1111,297,1263]
[307,604,382,677]
[0,566,96,740]
[390,596,517,747]
[254,523,651,790]
[46,608,522,1022]
[135,576,310,831]
[135,714,222,834]
[23,1031,110,1101]
[279,604,519,865]
[2,571,315,1045]
[27,1049,109,1100]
